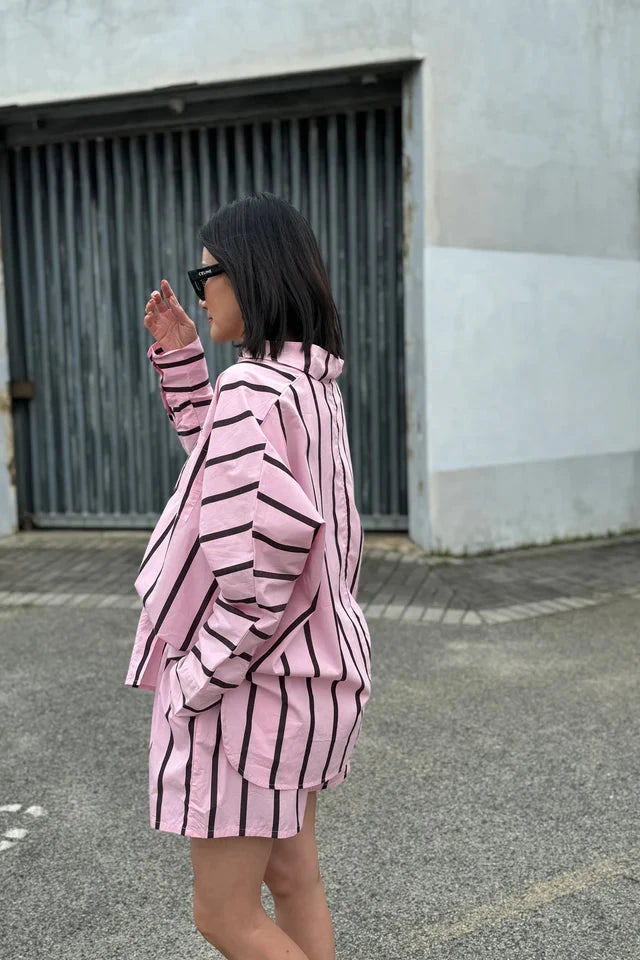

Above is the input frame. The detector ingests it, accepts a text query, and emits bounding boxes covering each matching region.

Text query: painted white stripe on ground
[544,597,583,610]
[418,847,640,945]
[4,828,27,840]
[66,594,92,605]
[364,605,385,618]
[401,606,425,622]
[442,608,465,624]
[2,578,637,628]
[461,610,482,625]
[423,607,446,622]
[97,594,126,608]
[382,604,408,620]
[478,609,513,623]
[549,596,588,609]
[1,593,26,604]
[0,591,141,610]
[0,804,22,812]
[535,599,578,612]
[500,605,538,619]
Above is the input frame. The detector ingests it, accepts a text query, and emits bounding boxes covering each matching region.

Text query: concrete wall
[413,1,640,551]
[1,0,639,551]
[425,246,640,551]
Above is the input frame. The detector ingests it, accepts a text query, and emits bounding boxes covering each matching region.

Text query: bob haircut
[198,192,344,364]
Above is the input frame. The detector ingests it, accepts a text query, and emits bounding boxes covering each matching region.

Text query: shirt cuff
[147,336,210,391]
[169,658,222,718]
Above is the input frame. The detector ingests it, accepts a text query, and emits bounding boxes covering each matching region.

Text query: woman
[124,193,372,960]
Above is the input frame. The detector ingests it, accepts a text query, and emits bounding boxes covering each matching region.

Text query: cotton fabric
[124,334,371,837]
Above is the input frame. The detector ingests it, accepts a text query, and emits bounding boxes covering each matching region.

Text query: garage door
[1,71,407,530]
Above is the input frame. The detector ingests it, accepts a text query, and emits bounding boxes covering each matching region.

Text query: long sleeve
[169,398,327,717]
[148,335,214,456]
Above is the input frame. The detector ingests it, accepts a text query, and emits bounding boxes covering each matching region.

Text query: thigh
[263,790,320,897]
[190,834,274,926]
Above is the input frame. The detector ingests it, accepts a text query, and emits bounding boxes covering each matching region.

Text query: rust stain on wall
[0,385,16,487]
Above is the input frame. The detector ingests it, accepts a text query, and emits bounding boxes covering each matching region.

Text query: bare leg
[271,875,335,960]
[190,834,311,960]
[263,792,336,960]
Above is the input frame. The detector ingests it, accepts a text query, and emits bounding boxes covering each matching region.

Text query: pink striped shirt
[124,335,372,790]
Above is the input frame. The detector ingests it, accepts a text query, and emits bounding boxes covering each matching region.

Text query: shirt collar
[238,340,344,382]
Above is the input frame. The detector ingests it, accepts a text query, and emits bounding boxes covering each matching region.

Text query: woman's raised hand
[144,279,198,351]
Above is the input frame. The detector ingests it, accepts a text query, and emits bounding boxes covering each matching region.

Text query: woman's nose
[198,299,207,309]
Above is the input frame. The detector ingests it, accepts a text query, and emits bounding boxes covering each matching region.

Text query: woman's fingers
[147,290,165,313]
[161,278,178,305]
[146,282,180,320]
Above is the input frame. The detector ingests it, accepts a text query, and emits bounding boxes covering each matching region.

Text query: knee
[263,861,322,900]
[193,901,267,952]
[193,901,221,947]
[193,898,235,948]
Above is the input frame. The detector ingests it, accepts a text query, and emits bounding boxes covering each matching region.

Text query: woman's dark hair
[198,192,344,363]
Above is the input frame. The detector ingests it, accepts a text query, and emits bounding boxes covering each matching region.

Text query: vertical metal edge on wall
[401,63,429,550]
[271,119,282,197]
[365,110,380,519]
[180,130,193,301]
[384,105,400,517]
[290,117,301,212]
[145,131,171,501]
[96,138,118,516]
[130,134,154,521]
[63,141,90,518]
[113,136,136,515]
[252,121,264,195]
[14,147,40,521]
[31,144,58,520]
[326,114,340,345]
[45,142,74,516]
[0,147,19,533]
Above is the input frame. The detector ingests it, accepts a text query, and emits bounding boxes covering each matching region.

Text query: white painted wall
[1,0,639,550]
[425,246,640,551]
[427,248,640,471]
[3,1,637,260]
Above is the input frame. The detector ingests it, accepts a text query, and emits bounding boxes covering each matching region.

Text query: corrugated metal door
[1,92,406,530]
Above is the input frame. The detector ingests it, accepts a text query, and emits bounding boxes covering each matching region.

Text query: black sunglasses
[187,263,226,300]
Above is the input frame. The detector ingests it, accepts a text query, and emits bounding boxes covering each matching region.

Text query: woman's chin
[209,327,230,343]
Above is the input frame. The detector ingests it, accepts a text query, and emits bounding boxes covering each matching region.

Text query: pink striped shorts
[147,643,349,839]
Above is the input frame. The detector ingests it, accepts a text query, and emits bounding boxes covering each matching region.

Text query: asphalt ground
[0,532,639,958]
